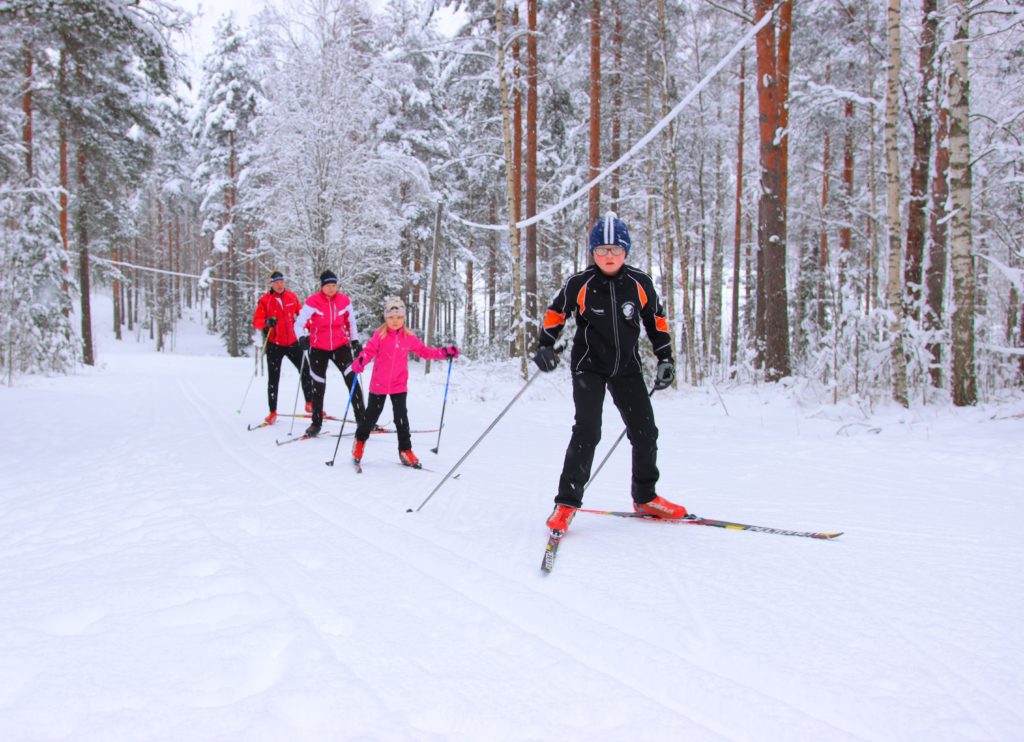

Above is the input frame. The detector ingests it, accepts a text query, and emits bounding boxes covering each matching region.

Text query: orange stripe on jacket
[576,285,588,313]
[544,310,566,329]
[634,280,649,309]
[655,315,670,333]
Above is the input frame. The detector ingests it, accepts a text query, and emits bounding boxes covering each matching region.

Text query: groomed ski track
[1,318,1022,741]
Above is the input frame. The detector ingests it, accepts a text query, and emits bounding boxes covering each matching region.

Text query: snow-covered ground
[2,298,1023,741]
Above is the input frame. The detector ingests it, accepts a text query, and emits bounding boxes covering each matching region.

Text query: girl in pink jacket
[350,296,458,467]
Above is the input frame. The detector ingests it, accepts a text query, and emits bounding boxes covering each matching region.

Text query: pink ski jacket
[293,290,358,351]
[351,327,448,395]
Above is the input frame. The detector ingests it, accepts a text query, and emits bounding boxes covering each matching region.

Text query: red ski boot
[546,505,577,533]
[634,495,688,519]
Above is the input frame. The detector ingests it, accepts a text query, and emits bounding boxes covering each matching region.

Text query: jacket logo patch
[621,302,636,321]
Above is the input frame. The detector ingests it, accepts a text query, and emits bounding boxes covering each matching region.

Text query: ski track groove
[179,379,863,741]
[179,382,732,738]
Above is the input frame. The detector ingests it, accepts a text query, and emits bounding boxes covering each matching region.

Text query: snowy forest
[1,0,1023,408]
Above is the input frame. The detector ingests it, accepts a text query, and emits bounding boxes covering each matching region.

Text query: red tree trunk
[904,0,938,321]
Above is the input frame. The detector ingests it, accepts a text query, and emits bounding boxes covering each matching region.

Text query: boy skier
[533,212,687,532]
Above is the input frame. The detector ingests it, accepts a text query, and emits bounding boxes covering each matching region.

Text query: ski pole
[409,369,541,513]
[287,349,310,437]
[325,373,361,467]
[431,356,454,454]
[236,333,270,414]
[583,384,657,493]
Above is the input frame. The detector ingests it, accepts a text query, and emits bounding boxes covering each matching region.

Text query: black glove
[654,358,675,390]
[266,317,277,328]
[297,335,310,351]
[350,339,363,357]
[534,345,558,372]
[261,327,269,340]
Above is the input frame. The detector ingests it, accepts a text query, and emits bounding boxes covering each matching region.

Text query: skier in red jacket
[350,296,457,467]
[252,271,312,425]
[292,270,366,437]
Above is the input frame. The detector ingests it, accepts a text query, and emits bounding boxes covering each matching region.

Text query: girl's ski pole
[430,357,454,454]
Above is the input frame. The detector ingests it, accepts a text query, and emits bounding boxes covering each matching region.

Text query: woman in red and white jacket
[292,270,366,437]
[252,271,312,424]
[349,296,457,467]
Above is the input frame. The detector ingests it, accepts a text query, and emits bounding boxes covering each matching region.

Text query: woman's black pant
[555,370,659,508]
[307,346,366,427]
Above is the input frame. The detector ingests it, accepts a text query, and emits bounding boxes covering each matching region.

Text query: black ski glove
[266,317,277,328]
[534,345,558,372]
[297,335,310,351]
[350,339,363,357]
[654,358,675,390]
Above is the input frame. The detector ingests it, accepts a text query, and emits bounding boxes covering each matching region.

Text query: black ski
[579,509,842,540]
[541,530,565,573]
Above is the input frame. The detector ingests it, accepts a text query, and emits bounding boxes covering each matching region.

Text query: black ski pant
[308,346,366,427]
[356,392,412,451]
[265,342,312,413]
[555,370,659,509]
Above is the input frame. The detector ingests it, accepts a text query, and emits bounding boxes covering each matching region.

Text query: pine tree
[192,16,261,357]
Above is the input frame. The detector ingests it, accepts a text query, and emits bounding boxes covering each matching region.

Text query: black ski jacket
[538,264,673,377]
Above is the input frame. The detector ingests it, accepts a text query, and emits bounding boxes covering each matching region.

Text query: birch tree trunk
[948,0,976,405]
[496,0,527,377]
[865,5,881,315]
[883,0,908,407]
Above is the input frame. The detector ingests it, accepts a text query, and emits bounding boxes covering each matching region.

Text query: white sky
[178,0,463,87]
[177,0,268,91]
